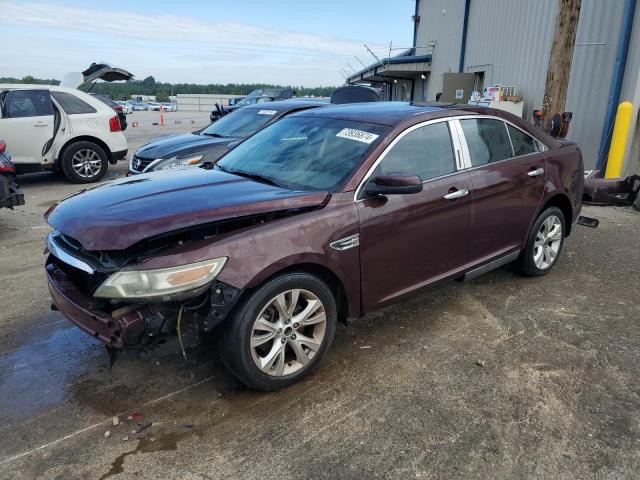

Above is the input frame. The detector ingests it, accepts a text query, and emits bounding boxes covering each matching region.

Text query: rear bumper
[110,149,128,164]
[47,263,126,347]
[0,174,25,209]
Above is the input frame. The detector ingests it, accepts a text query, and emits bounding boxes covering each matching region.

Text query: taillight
[0,140,6,154]
[109,115,121,132]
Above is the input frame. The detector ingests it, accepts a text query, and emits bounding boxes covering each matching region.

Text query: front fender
[132,193,362,318]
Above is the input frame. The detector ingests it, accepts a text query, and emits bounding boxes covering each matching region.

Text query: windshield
[217,116,388,191]
[236,97,260,107]
[201,108,278,138]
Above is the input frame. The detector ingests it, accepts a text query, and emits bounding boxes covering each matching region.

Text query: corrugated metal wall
[415,0,465,98]
[415,0,635,169]
[463,0,557,121]
[619,1,640,176]
[565,0,627,169]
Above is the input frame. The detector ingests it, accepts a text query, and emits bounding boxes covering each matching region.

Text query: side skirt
[459,250,521,283]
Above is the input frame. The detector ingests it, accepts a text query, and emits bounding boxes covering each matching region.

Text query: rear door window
[51,91,97,114]
[4,90,54,118]
[376,121,456,181]
[460,118,513,166]
[507,124,538,156]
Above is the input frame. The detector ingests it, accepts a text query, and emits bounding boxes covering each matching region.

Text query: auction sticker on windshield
[336,128,379,144]
[258,109,277,115]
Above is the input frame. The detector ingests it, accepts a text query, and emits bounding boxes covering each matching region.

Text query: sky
[0,0,416,87]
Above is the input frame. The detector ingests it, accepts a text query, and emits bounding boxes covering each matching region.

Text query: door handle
[443,188,469,200]
[527,167,544,178]
[34,123,48,127]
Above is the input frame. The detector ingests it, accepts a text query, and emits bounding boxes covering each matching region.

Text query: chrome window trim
[353,113,548,202]
[454,114,547,172]
[449,119,472,169]
[354,117,460,202]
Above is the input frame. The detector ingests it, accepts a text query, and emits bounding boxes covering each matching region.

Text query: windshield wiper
[202,132,227,138]
[215,164,283,188]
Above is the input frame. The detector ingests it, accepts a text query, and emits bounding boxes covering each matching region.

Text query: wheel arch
[522,192,574,250]
[54,136,112,170]
[540,193,573,236]
[244,262,351,325]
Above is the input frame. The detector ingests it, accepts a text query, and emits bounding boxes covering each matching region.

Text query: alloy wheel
[71,149,102,178]
[250,289,327,377]
[533,215,562,270]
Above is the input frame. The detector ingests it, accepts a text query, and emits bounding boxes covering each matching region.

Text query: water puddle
[0,323,105,426]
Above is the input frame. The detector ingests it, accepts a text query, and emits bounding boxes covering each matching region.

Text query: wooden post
[541,0,582,132]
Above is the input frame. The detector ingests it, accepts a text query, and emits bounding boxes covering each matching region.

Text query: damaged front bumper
[46,252,241,351]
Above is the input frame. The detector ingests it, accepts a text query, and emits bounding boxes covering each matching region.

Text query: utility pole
[541,0,582,132]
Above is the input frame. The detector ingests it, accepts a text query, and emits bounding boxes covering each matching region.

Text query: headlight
[94,257,227,299]
[152,154,204,171]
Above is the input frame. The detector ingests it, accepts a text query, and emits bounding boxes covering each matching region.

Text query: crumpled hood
[46,168,329,251]
[135,133,237,160]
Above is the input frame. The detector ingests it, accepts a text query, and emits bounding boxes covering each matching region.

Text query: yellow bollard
[605,101,633,178]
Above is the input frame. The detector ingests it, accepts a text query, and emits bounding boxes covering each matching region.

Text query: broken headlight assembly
[94,257,227,299]
[152,153,205,171]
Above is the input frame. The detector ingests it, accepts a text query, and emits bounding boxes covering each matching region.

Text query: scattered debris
[112,416,120,426]
[122,436,129,442]
[360,345,372,349]
[135,421,153,434]
[583,172,640,206]
[476,360,485,367]
[127,412,145,421]
[104,430,111,439]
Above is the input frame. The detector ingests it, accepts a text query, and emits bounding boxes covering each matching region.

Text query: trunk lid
[60,63,134,89]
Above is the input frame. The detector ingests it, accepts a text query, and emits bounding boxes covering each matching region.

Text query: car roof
[240,98,328,113]
[289,101,482,126]
[0,84,82,95]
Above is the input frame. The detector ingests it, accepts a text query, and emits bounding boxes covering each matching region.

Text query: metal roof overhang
[347,55,432,84]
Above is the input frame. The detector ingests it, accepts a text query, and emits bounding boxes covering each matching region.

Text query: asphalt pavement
[0,111,638,479]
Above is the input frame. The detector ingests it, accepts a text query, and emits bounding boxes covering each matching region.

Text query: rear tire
[219,272,337,391]
[515,206,566,276]
[61,141,108,184]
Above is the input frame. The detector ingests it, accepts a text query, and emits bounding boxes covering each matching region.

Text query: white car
[146,102,161,111]
[116,101,133,114]
[160,102,176,112]
[0,65,131,183]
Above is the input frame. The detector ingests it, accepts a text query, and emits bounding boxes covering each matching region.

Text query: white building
[347,0,640,174]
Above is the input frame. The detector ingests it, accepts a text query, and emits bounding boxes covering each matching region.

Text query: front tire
[219,273,337,391]
[60,141,108,183]
[515,206,566,276]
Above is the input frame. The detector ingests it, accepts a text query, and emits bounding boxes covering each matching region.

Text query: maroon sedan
[44,102,583,390]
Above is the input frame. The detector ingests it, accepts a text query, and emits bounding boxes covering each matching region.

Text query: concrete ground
[0,111,639,479]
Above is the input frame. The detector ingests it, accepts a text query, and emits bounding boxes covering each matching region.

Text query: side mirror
[364,173,423,196]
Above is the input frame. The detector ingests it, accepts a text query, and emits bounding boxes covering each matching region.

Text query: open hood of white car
[60,63,134,89]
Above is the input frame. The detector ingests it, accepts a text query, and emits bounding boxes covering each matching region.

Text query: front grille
[130,154,154,173]
[49,255,108,298]
[47,233,109,297]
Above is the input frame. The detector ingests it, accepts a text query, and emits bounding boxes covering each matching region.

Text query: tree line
[0,75,337,101]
